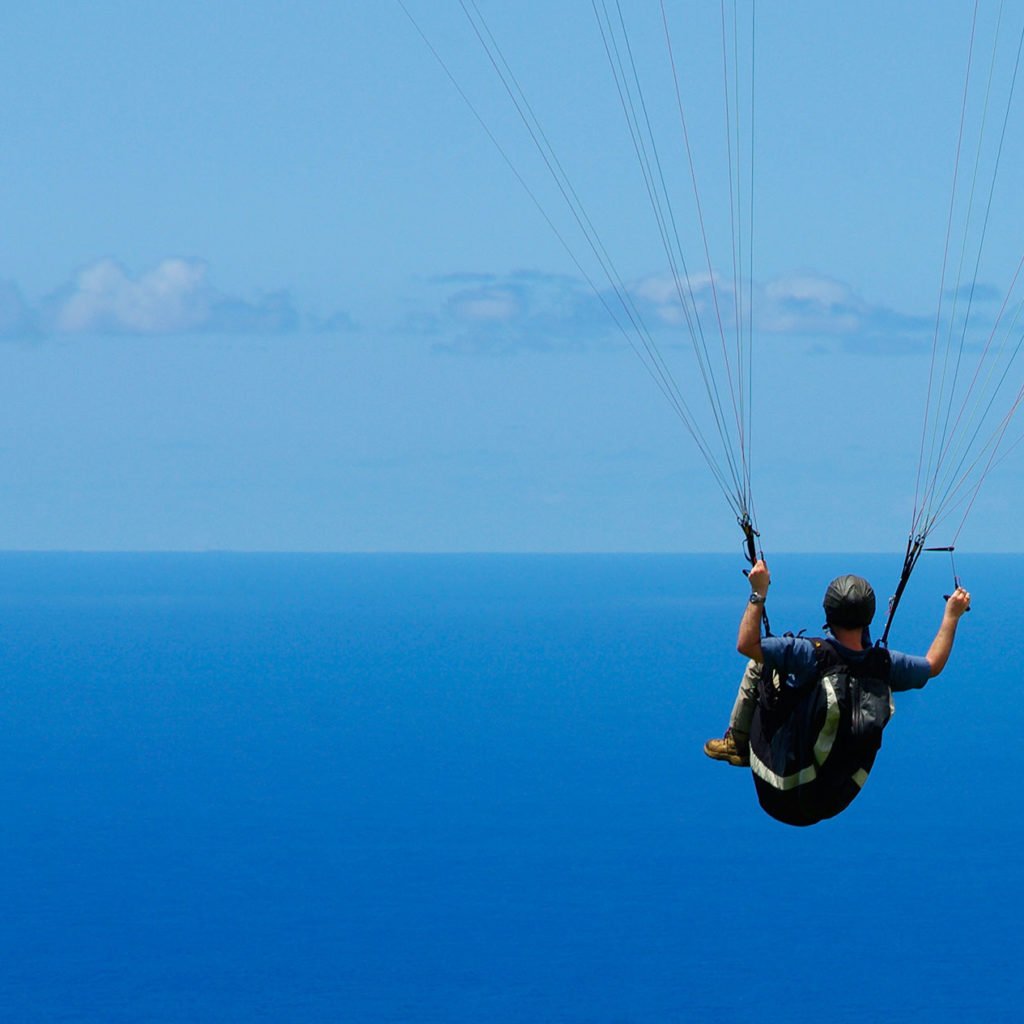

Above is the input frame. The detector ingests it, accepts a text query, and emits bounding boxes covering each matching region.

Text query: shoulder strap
[809,637,838,672]
[811,636,892,681]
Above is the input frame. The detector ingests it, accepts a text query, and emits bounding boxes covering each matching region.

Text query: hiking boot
[703,728,750,767]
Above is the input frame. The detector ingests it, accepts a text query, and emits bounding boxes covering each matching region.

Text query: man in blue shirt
[704,559,971,767]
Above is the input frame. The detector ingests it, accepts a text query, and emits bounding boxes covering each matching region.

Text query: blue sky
[2,2,1023,552]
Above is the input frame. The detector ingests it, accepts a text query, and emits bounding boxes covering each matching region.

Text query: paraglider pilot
[704,559,971,769]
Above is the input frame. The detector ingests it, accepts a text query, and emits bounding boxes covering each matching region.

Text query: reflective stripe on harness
[750,749,818,790]
[750,672,876,794]
[749,676,842,791]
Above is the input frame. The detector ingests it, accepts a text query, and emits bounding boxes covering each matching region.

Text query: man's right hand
[946,585,971,619]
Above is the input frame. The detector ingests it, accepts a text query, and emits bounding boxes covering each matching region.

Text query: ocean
[0,552,1019,1023]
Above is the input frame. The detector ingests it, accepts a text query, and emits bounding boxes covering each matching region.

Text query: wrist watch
[748,592,766,605]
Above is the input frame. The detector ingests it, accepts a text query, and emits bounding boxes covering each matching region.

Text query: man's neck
[830,626,865,651]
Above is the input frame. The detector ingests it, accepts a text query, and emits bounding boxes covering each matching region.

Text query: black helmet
[823,574,876,628]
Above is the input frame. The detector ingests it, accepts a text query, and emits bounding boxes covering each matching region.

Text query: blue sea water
[0,552,1020,1023]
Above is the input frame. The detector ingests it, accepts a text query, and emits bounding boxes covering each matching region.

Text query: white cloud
[39,258,302,336]
[53,258,212,334]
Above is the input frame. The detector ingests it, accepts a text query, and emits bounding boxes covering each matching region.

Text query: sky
[2,1,1023,552]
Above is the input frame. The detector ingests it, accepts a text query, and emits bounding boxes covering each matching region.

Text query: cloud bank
[0,259,356,339]
[408,267,943,354]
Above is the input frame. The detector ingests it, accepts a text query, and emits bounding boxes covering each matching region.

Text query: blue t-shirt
[761,635,931,693]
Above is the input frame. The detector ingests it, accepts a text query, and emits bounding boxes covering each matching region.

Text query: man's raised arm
[737,559,770,662]
[925,586,971,677]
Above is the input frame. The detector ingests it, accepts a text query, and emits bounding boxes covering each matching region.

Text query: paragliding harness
[749,638,893,827]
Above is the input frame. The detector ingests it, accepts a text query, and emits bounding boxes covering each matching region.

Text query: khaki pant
[728,659,781,737]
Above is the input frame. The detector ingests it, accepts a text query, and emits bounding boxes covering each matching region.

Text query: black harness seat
[749,639,893,827]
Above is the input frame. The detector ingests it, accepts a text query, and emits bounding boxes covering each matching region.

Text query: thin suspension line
[914,5,1024,540]
[921,252,1024,522]
[951,424,1024,545]
[925,2,1009,504]
[596,0,748,501]
[659,0,747,460]
[721,0,747,460]
[400,3,767,535]
[728,0,751,511]
[745,0,757,512]
[919,8,1024,505]
[912,0,981,539]
[407,3,734,501]
[920,309,1024,540]
[593,6,728,433]
[932,378,1024,540]
[406,0,749,511]
[925,312,1024,533]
